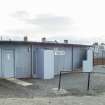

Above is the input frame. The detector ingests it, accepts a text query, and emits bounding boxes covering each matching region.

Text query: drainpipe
[72,45,73,71]
[31,44,33,78]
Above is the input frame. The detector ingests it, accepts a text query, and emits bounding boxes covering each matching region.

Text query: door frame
[1,48,15,78]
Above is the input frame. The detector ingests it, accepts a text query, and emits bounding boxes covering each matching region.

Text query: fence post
[93,51,94,66]
[58,71,62,91]
[87,72,91,91]
[97,53,98,65]
[102,51,104,65]
[72,45,74,71]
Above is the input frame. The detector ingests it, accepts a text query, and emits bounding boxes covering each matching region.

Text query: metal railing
[58,71,105,91]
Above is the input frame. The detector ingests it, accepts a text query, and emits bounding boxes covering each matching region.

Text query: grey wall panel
[0,45,31,78]
[2,49,14,78]
[73,47,87,69]
[54,54,65,74]
[0,48,1,77]
[32,48,37,75]
[15,46,31,78]
[32,46,87,75]
[64,48,72,70]
[0,46,15,78]
[54,47,72,75]
[32,46,54,76]
[73,47,80,69]
[36,49,44,78]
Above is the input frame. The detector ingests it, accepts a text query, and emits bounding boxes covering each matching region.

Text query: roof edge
[0,40,92,47]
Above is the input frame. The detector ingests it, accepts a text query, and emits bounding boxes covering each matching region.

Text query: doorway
[2,49,14,78]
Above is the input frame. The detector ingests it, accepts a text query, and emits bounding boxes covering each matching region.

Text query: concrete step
[6,78,33,87]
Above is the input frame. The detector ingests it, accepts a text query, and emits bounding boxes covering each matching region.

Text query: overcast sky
[0,0,105,44]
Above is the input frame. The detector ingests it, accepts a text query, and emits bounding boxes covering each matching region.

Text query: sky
[0,0,105,44]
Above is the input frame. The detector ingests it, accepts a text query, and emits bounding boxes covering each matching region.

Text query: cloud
[27,14,70,25]
[11,11,72,32]
[27,14,71,32]
[10,11,29,21]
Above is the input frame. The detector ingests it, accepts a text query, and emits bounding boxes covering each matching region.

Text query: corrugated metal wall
[54,47,72,75]
[54,47,87,74]
[0,44,88,78]
[0,45,31,78]
[0,44,87,78]
[32,47,37,76]
[15,45,31,78]
[32,46,87,76]
[0,48,1,77]
[73,47,86,69]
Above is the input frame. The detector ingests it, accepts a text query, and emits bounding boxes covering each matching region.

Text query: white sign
[54,51,65,55]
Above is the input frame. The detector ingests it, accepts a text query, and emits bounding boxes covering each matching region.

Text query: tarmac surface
[0,65,105,104]
[0,65,105,98]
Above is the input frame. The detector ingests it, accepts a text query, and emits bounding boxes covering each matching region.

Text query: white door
[44,50,54,79]
[2,49,14,78]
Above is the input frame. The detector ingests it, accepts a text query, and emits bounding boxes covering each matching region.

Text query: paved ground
[0,65,105,104]
[1,94,105,105]
[0,65,104,98]
[0,74,94,98]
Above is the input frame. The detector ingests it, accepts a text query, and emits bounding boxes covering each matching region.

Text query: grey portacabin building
[0,41,91,79]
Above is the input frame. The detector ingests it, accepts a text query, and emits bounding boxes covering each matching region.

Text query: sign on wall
[54,50,65,55]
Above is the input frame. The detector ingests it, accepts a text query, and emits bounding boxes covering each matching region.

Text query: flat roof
[0,40,92,47]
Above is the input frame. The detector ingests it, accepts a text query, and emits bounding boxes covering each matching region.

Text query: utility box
[83,48,93,72]
[36,49,54,79]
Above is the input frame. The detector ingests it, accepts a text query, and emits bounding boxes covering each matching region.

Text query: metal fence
[93,51,105,65]
[58,71,105,92]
